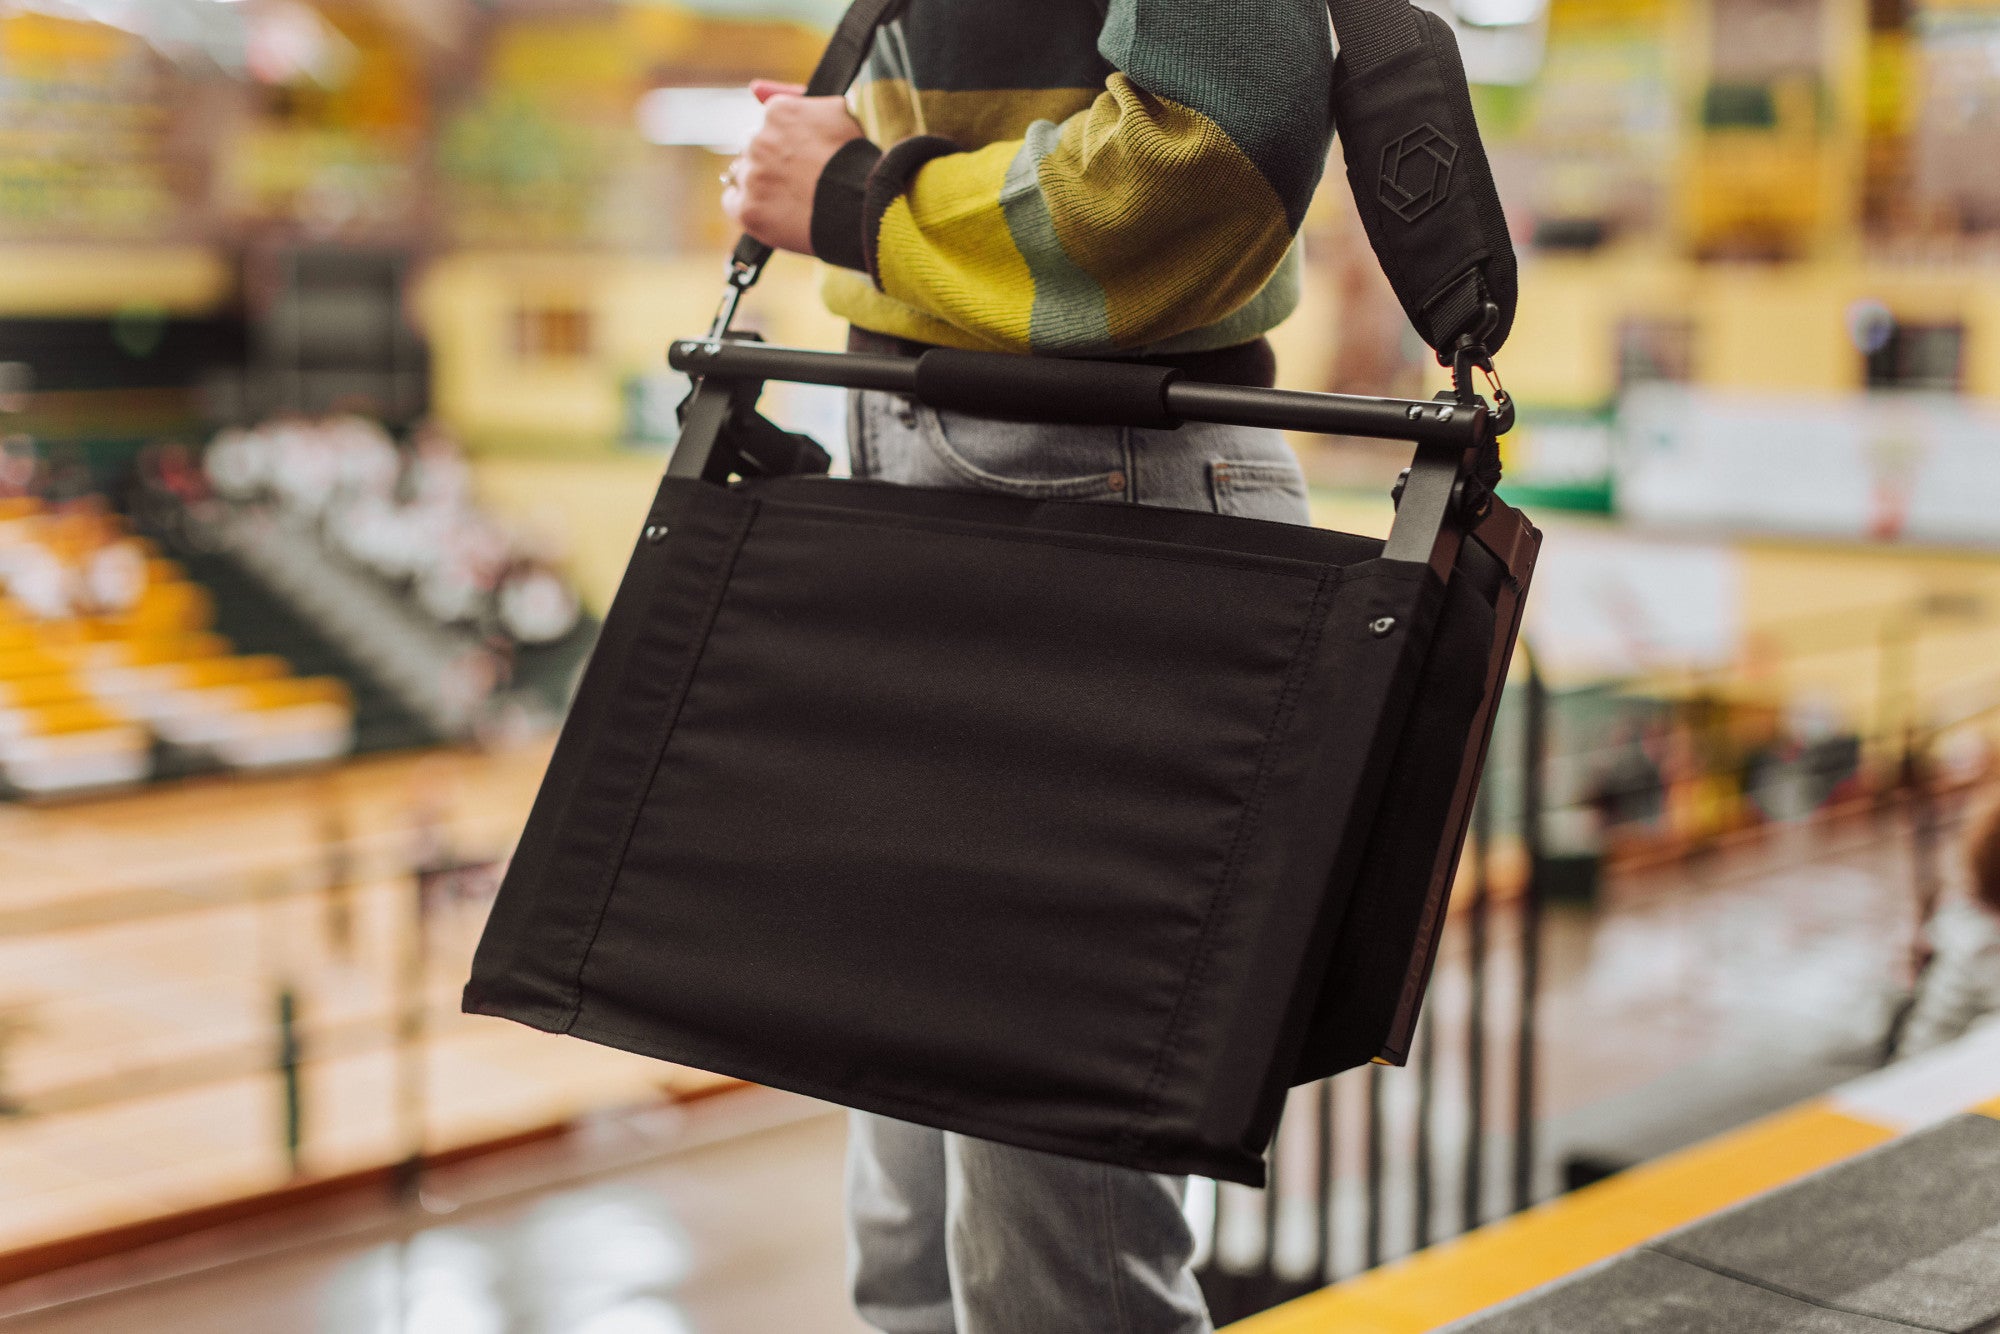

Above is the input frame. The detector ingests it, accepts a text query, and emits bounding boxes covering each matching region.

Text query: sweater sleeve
[812,0,1335,353]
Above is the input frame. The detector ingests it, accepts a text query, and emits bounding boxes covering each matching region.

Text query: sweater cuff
[810,138,882,272]
[861,135,965,288]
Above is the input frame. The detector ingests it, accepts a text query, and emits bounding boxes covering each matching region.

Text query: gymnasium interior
[3,0,2000,1330]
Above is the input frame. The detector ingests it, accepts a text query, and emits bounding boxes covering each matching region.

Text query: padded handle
[915,349,1180,430]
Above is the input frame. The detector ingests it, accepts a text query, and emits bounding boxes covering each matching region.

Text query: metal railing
[1193,592,2000,1322]
[0,814,521,1214]
[4,597,1992,1308]
[1195,658,1548,1322]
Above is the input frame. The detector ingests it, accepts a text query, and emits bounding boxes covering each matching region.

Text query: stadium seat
[0,498,359,793]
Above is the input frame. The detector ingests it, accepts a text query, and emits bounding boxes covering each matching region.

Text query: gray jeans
[845,389,1310,522]
[842,390,1310,1334]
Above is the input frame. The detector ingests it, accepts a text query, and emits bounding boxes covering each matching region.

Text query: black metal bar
[664,376,743,483]
[1884,729,1944,1063]
[665,338,1484,448]
[1263,1124,1283,1283]
[1365,1065,1384,1271]
[276,986,302,1177]
[672,339,919,395]
[1315,1078,1334,1284]
[1380,436,1476,574]
[1168,381,1480,448]
[1513,657,1546,1214]
[1415,1011,1435,1252]
[1463,790,1491,1235]
[1207,1173,1225,1282]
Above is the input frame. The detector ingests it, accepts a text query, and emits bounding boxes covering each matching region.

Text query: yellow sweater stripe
[847,80,1300,355]
[1039,77,1297,349]
[872,139,1037,351]
[822,0,1335,356]
[853,80,1101,154]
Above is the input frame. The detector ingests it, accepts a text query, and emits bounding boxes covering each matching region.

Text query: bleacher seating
[0,496,355,797]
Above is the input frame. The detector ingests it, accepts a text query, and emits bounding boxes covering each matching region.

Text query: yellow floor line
[1978,1096,2000,1122]
[1228,1104,1893,1334]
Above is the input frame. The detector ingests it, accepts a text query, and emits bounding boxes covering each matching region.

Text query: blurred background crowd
[2,0,2000,1330]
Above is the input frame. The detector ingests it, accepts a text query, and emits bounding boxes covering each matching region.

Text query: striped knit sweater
[808,0,1337,360]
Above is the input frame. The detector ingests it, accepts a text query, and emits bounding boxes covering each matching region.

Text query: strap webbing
[803,0,911,96]
[1326,0,1425,76]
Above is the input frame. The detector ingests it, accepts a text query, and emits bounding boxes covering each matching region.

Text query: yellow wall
[470,454,664,615]
[0,245,229,317]
[1729,536,2000,741]
[1503,252,2000,410]
[414,249,846,455]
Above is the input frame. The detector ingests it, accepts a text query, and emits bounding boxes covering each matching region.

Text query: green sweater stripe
[1097,0,1336,229]
[1002,121,1116,355]
[825,0,1336,355]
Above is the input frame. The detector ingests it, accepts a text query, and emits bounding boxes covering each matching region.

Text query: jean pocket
[915,406,1131,500]
[1208,458,1310,524]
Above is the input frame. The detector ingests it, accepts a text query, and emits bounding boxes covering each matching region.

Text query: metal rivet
[1437,406,1455,422]
[643,524,670,543]
[1405,405,1423,419]
[1369,616,1397,637]
[1106,471,1127,492]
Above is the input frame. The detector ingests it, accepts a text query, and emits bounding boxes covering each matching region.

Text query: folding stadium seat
[0,697,148,796]
[111,582,214,639]
[0,668,92,742]
[135,655,292,749]
[208,677,355,770]
[0,647,70,686]
[77,632,232,688]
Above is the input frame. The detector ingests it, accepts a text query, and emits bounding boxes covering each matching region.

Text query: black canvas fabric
[466,475,1499,1185]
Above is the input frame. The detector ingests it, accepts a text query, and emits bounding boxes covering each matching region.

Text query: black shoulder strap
[716,0,1516,366]
[1325,0,1518,358]
[716,0,911,322]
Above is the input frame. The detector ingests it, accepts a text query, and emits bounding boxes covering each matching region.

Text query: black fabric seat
[466,470,1520,1185]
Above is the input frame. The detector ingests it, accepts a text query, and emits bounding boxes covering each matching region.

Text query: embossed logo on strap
[1378,124,1458,223]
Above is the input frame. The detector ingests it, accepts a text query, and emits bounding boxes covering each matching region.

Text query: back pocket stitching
[917,405,1126,499]
[1210,458,1305,517]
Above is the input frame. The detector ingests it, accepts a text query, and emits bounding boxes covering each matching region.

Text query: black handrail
[665,338,1487,448]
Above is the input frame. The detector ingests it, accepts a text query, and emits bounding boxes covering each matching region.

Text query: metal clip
[1449,302,1515,436]
[706,257,761,339]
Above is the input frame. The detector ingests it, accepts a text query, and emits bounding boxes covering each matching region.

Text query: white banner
[1522,524,1742,684]
[1617,386,2000,546]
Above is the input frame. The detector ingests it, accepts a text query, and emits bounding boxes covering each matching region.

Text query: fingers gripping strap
[729,0,914,284]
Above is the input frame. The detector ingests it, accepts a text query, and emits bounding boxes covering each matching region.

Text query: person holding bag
[722,3,1336,1330]
[459,0,1526,1327]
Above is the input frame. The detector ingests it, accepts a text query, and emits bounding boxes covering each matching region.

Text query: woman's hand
[722,80,867,257]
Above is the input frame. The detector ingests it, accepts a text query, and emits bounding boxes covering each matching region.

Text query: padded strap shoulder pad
[1331,5,1518,355]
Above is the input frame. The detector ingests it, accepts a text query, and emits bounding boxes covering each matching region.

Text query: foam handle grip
[914,349,1180,429]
